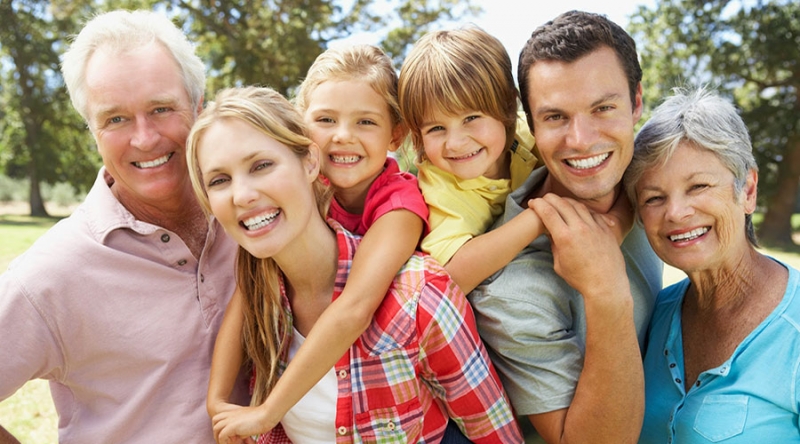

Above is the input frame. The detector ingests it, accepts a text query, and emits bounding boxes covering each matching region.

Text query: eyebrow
[94,97,179,122]
[534,92,623,117]
[203,151,260,176]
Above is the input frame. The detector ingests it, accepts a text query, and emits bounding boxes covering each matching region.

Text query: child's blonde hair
[186,86,332,407]
[398,26,519,161]
[294,44,402,128]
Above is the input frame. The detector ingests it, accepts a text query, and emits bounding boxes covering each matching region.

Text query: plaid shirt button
[338,369,347,379]
[338,426,347,436]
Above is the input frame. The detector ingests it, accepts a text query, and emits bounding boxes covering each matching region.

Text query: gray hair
[624,87,759,246]
[61,10,205,121]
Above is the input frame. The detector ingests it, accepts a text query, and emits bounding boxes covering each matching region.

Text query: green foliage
[0,0,477,216]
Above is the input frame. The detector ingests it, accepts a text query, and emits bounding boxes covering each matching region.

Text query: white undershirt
[280,328,338,444]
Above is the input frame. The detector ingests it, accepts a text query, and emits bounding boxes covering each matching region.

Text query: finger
[530,197,568,234]
[546,194,598,226]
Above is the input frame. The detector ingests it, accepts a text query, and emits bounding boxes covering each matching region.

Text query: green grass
[0,215,63,272]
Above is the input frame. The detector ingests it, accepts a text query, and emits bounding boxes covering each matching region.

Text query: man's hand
[530,193,628,298]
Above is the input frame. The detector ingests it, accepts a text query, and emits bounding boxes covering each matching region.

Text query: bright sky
[469,0,655,74]
[332,0,655,76]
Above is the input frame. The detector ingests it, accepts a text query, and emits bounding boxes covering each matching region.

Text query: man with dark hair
[469,10,662,444]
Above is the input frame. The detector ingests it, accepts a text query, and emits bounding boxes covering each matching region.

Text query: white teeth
[669,227,709,242]
[566,153,609,170]
[242,211,280,230]
[330,155,361,164]
[450,149,481,160]
[134,153,172,169]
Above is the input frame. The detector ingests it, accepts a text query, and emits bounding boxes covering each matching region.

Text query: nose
[232,177,258,208]
[565,114,599,150]
[445,127,469,151]
[665,195,694,222]
[332,122,354,144]
[130,116,159,150]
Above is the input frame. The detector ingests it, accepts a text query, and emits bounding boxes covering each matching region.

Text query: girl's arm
[445,206,544,294]
[252,209,423,426]
[207,287,246,419]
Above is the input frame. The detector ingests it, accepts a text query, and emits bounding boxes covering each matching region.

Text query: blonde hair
[398,26,519,160]
[294,44,402,127]
[186,86,332,406]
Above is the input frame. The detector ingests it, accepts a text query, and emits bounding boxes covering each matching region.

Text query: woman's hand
[212,404,278,444]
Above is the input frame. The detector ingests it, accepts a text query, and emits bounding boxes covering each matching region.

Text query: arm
[528,194,644,444]
[207,287,247,419]
[230,210,423,431]
[445,206,544,293]
[0,426,20,444]
[418,274,523,443]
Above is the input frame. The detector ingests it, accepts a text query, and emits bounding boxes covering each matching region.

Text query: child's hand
[212,404,276,444]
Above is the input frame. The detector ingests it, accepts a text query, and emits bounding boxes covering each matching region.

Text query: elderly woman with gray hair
[624,88,800,443]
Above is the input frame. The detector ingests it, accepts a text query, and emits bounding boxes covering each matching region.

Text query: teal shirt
[640,259,800,443]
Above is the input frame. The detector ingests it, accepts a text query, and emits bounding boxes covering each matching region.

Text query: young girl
[205,46,432,437]
[186,86,522,443]
[398,26,630,293]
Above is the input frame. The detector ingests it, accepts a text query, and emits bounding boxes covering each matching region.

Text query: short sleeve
[0,271,63,400]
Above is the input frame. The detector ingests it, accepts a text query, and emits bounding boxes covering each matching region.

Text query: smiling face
[525,46,642,212]
[303,79,400,208]
[635,142,758,274]
[420,108,508,180]
[85,42,200,210]
[196,118,320,260]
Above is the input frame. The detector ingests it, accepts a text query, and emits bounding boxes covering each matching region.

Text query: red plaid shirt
[260,221,522,444]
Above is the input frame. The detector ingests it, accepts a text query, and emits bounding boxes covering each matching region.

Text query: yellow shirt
[419,115,537,265]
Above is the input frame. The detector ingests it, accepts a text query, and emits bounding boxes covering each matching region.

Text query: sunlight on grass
[0,380,57,443]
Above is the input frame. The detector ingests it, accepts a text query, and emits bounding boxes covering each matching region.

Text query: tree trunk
[28,164,49,218]
[758,134,800,248]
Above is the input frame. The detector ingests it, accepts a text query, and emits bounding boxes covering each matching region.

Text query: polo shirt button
[200,274,205,283]
[669,363,676,368]
[161,233,170,243]
[387,421,395,431]
[338,426,347,435]
[338,370,347,379]
[675,378,682,384]
[178,259,187,266]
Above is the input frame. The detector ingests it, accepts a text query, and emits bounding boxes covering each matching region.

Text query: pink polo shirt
[0,169,248,443]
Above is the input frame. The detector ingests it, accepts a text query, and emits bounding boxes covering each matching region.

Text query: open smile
[330,154,362,164]
[241,210,281,231]
[565,153,609,170]
[669,226,709,243]
[133,153,173,169]
[447,148,483,161]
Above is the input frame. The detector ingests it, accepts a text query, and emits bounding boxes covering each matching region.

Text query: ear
[743,168,758,214]
[632,82,644,124]
[195,95,205,117]
[305,143,322,181]
[389,123,409,152]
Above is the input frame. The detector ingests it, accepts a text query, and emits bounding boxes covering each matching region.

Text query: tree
[168,0,478,97]
[0,0,100,217]
[0,0,477,216]
[630,0,800,248]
